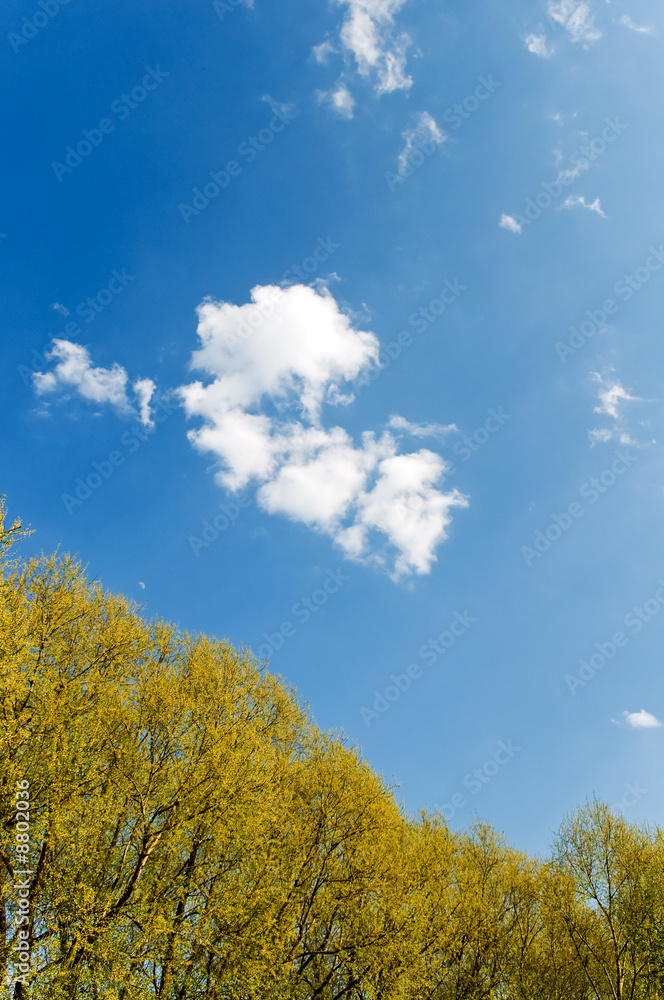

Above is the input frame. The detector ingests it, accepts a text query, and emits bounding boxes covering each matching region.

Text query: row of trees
[1,502,663,999]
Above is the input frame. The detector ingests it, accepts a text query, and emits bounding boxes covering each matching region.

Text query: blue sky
[2,0,664,854]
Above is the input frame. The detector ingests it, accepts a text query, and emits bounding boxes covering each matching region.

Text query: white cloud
[317,83,356,118]
[617,14,651,34]
[387,415,457,439]
[525,32,553,56]
[261,94,297,120]
[336,450,466,578]
[397,112,446,176]
[588,427,613,445]
[179,283,468,579]
[587,370,648,447]
[557,158,591,184]
[550,110,578,127]
[312,41,338,63]
[33,339,155,426]
[561,194,606,216]
[499,213,523,234]
[52,302,70,317]
[622,709,662,729]
[332,0,413,95]
[133,377,156,429]
[33,340,132,411]
[547,0,601,43]
[592,371,638,419]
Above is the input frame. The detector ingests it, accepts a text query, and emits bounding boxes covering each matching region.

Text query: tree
[553,800,664,1000]
[1,505,663,999]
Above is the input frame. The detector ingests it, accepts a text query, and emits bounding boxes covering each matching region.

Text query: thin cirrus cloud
[397,112,446,177]
[178,283,468,580]
[33,339,155,427]
[560,194,606,217]
[617,14,652,34]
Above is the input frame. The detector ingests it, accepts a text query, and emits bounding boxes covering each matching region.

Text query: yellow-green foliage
[1,501,663,999]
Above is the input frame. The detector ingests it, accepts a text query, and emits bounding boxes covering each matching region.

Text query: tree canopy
[1,501,663,999]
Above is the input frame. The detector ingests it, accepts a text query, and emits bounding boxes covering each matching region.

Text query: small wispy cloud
[617,14,652,34]
[388,415,458,439]
[547,0,601,43]
[499,213,523,235]
[33,339,155,427]
[261,94,297,121]
[588,370,649,448]
[133,377,157,429]
[619,709,663,729]
[561,194,606,217]
[324,0,413,96]
[525,32,553,56]
[52,302,70,317]
[312,40,337,63]
[592,372,638,420]
[317,83,355,119]
[396,112,446,177]
[588,427,613,445]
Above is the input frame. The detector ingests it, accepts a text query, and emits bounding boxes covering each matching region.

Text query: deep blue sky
[2,0,663,855]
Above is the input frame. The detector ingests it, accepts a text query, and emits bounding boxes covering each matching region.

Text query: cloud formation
[317,83,356,119]
[313,0,413,110]
[547,0,601,43]
[561,194,606,217]
[397,112,446,177]
[592,372,638,420]
[179,283,467,578]
[617,14,651,34]
[588,371,644,447]
[336,0,412,94]
[525,32,553,57]
[33,340,156,427]
[621,709,662,729]
[499,214,523,235]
